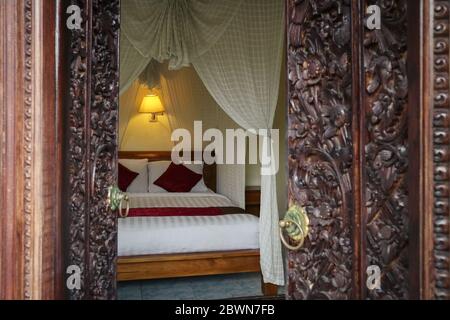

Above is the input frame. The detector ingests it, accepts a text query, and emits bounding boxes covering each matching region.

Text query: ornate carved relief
[287,0,354,300]
[66,0,119,300]
[87,0,120,300]
[66,0,89,300]
[362,0,409,299]
[432,0,450,300]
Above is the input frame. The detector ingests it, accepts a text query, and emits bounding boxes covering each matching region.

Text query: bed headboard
[118,151,217,192]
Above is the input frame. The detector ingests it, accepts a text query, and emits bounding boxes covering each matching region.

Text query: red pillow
[154,163,203,192]
[118,163,139,191]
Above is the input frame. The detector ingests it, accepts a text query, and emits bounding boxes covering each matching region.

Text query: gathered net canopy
[120,0,285,285]
[120,0,243,93]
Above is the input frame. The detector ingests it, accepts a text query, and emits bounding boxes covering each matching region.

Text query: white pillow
[147,161,209,193]
[119,159,148,193]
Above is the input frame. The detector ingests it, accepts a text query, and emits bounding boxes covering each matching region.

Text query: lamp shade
[139,94,165,114]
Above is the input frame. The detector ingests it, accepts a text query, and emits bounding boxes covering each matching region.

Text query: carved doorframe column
[407,0,450,301]
[425,0,450,300]
[0,0,63,300]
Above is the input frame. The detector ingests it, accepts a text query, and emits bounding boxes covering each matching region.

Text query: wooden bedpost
[261,279,279,297]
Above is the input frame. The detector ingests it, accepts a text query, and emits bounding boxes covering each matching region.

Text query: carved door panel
[62,0,120,299]
[285,0,422,300]
[286,0,355,299]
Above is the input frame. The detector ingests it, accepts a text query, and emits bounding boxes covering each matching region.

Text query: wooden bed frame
[117,151,278,297]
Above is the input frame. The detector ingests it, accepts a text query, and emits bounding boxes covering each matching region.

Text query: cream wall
[121,113,173,151]
[119,83,173,151]
[119,67,226,151]
[119,86,172,151]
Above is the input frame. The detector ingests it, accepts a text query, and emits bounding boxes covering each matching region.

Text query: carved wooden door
[285,0,443,300]
[60,0,447,300]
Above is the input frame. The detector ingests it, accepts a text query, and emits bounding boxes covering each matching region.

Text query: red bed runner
[127,207,245,217]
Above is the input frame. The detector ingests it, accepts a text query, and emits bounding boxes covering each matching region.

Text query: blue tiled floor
[118,273,274,300]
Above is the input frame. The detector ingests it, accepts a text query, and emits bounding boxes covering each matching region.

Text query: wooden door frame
[420,0,450,300]
[0,0,448,300]
[406,0,449,300]
[0,0,64,299]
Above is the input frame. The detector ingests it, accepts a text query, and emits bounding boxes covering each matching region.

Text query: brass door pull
[107,186,130,218]
[279,205,310,251]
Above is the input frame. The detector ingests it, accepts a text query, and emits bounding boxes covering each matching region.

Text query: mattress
[118,193,260,256]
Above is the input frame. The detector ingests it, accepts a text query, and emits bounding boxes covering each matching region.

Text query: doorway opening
[114,1,286,300]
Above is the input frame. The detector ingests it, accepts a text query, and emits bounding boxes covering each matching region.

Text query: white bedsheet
[118,193,260,256]
[126,192,235,209]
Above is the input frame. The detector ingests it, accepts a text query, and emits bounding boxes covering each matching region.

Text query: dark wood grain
[421,1,435,300]
[407,0,427,300]
[351,0,364,299]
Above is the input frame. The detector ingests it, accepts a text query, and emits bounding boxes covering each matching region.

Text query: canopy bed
[115,151,277,296]
[119,0,286,288]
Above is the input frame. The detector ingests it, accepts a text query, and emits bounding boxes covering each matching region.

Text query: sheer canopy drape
[159,66,200,134]
[120,0,243,94]
[120,0,285,285]
[192,0,285,286]
[158,66,246,209]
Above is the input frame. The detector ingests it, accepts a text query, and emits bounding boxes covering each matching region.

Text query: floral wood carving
[66,0,120,300]
[88,0,120,300]
[362,0,409,299]
[66,0,88,300]
[432,0,450,300]
[287,0,354,300]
